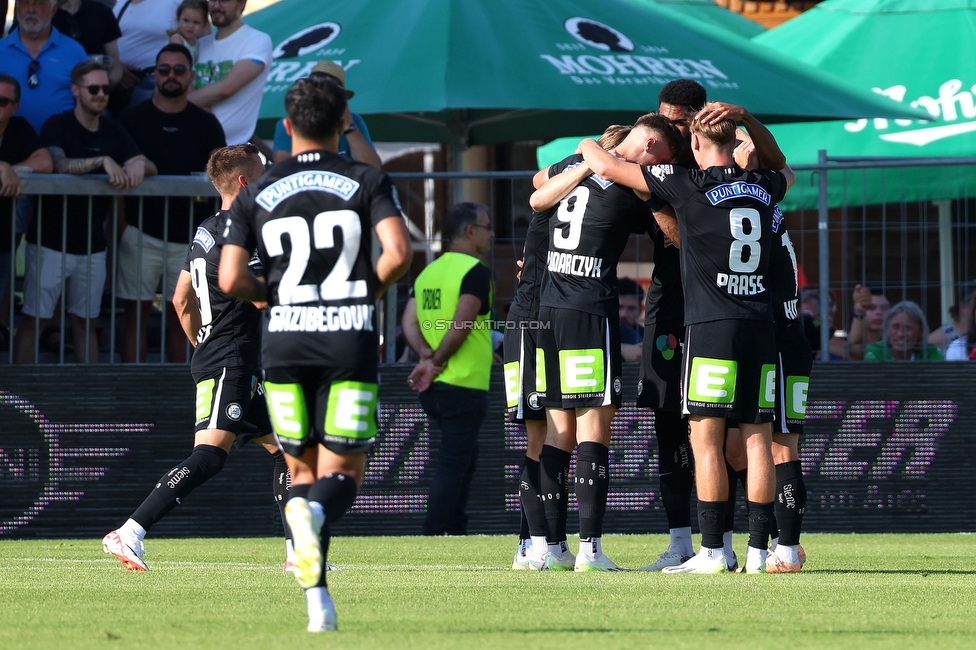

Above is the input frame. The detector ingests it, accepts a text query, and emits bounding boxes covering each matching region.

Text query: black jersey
[221,150,402,369]
[509,208,549,319]
[643,215,683,325]
[184,212,263,374]
[641,164,787,325]
[768,205,800,323]
[540,154,654,317]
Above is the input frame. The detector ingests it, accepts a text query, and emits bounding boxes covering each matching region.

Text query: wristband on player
[343,122,358,135]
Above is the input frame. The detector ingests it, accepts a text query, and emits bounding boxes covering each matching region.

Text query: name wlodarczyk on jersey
[184,211,263,374]
[540,154,653,318]
[640,163,788,325]
[221,150,401,368]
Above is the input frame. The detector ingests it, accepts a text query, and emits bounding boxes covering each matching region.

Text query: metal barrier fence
[3,156,976,365]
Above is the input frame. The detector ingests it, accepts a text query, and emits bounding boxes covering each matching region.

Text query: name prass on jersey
[716,272,766,296]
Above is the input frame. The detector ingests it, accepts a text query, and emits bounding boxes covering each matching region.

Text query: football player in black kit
[102,144,292,573]
[532,114,683,571]
[509,125,634,570]
[582,102,795,573]
[218,76,411,631]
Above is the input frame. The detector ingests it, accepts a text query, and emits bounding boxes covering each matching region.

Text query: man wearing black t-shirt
[0,74,52,339]
[118,44,227,363]
[533,114,683,571]
[102,143,291,572]
[218,76,410,632]
[14,60,155,364]
[582,103,796,574]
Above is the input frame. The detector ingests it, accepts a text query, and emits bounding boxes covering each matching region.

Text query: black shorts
[773,320,813,435]
[537,306,622,409]
[192,366,273,447]
[682,319,777,424]
[503,313,547,422]
[636,319,683,411]
[263,365,379,457]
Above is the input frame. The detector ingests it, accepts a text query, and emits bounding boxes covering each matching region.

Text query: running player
[510,125,633,570]
[534,114,683,571]
[581,102,795,573]
[218,75,410,631]
[101,144,291,572]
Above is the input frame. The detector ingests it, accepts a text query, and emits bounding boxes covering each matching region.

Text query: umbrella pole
[936,200,955,324]
[817,149,832,361]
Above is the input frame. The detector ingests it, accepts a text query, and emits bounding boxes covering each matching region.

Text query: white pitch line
[0,558,508,571]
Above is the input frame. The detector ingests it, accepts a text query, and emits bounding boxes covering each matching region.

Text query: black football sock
[747,501,774,550]
[307,473,359,589]
[539,445,572,543]
[775,461,807,546]
[655,409,693,529]
[576,442,610,540]
[723,461,738,533]
[131,444,228,531]
[519,456,547,538]
[271,451,292,541]
[698,500,725,549]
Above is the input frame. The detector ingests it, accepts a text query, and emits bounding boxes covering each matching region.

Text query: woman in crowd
[944,298,976,360]
[864,301,943,361]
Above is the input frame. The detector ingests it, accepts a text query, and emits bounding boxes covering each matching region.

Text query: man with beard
[190,0,272,146]
[118,44,227,363]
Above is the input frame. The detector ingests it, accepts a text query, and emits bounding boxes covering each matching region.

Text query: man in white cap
[271,61,381,167]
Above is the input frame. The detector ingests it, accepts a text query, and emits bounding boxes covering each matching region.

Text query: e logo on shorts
[559,348,605,394]
[326,381,378,441]
[195,378,215,423]
[786,375,809,419]
[264,382,310,442]
[759,364,777,409]
[503,361,519,408]
[688,358,736,404]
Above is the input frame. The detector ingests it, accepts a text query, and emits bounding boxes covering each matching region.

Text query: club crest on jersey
[256,171,360,211]
[705,182,770,206]
[650,164,673,181]
[192,226,216,252]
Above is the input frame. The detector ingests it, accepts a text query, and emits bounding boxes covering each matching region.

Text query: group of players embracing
[505,79,810,574]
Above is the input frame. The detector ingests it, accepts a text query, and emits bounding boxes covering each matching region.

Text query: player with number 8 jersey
[218,76,411,633]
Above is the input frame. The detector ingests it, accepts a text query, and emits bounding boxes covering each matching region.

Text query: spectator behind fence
[929,282,976,353]
[843,284,889,360]
[0,0,88,133]
[114,0,182,109]
[117,43,226,363]
[617,276,643,362]
[864,301,942,361]
[271,61,381,167]
[53,0,124,86]
[0,73,53,346]
[945,297,976,360]
[167,0,209,64]
[189,0,271,145]
[402,202,494,536]
[14,60,156,364]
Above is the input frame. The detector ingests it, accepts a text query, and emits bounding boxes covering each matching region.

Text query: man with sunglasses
[117,44,226,363]
[0,0,88,133]
[13,60,156,364]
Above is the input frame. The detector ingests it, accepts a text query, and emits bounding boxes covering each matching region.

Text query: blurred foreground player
[102,144,291,571]
[218,75,411,632]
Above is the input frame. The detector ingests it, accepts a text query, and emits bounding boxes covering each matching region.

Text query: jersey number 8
[261,210,366,305]
[729,207,762,274]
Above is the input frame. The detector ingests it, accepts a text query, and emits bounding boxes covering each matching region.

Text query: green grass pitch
[1,534,974,649]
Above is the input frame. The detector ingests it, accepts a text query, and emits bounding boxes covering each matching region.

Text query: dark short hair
[70,60,108,85]
[658,79,707,110]
[443,202,489,243]
[617,277,644,303]
[634,113,686,157]
[176,0,208,21]
[0,74,21,102]
[156,43,194,67]
[207,143,260,195]
[285,75,347,142]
